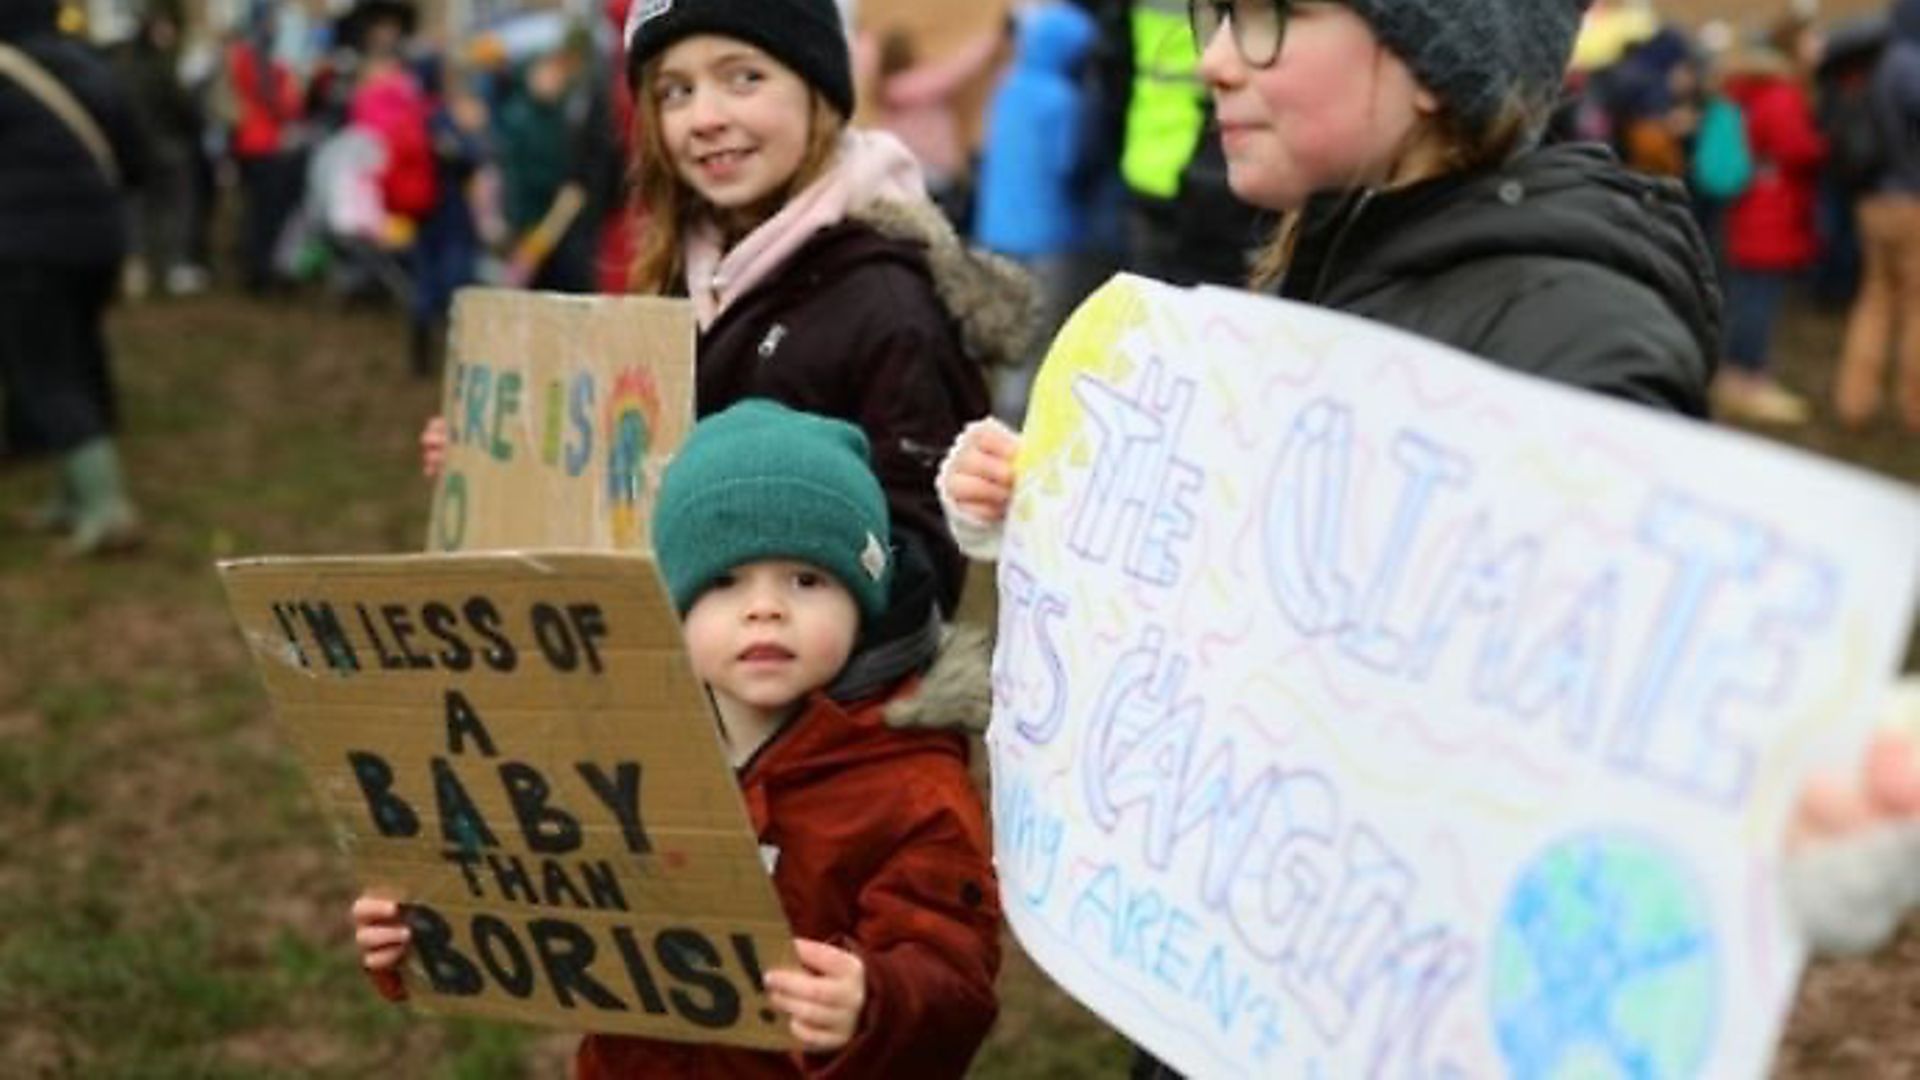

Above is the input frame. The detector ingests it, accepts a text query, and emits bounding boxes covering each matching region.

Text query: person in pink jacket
[347,35,436,228]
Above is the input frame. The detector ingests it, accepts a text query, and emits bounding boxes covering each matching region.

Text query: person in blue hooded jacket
[973,0,1100,422]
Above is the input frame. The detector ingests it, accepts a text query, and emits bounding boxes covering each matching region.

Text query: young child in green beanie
[354,399,1002,1078]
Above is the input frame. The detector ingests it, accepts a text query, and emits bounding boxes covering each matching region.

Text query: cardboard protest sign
[857,0,1007,53]
[990,275,1920,1078]
[851,0,1010,145]
[220,552,794,1049]
[429,289,694,553]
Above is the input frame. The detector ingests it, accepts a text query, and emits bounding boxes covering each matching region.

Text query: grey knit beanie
[1346,0,1592,132]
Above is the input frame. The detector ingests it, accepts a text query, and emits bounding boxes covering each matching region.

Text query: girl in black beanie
[617,0,1030,653]
[425,0,1031,692]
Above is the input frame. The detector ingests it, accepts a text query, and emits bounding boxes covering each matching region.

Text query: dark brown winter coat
[694,198,1034,616]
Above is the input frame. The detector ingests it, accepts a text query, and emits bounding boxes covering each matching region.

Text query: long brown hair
[1245,92,1542,291]
[626,61,846,295]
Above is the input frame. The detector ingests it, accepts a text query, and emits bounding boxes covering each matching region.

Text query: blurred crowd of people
[6,0,1920,559]
[869,0,1920,434]
[1550,0,1920,429]
[109,0,631,376]
[952,0,1920,434]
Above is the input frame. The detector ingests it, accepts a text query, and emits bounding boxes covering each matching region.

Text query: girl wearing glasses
[1182,0,1713,411]
[940,0,1920,1048]
[944,0,1712,560]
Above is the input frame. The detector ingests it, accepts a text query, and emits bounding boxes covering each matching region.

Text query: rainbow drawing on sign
[605,367,662,550]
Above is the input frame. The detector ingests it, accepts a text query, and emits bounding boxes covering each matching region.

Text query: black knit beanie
[624,0,854,118]
[1345,0,1592,132]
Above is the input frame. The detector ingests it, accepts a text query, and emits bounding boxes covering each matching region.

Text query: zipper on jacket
[756,323,787,359]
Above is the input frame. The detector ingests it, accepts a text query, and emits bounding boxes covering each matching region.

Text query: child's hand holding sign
[765,939,867,1051]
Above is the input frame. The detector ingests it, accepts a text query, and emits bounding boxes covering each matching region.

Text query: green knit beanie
[652,400,892,620]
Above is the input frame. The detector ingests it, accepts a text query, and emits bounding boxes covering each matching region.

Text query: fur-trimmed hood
[691,216,1006,619]
[854,198,1038,370]
[739,626,993,783]
[686,129,1038,368]
[883,625,992,733]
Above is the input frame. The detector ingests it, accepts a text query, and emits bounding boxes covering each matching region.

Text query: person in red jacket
[355,399,1002,1078]
[1717,16,1829,425]
[220,11,305,295]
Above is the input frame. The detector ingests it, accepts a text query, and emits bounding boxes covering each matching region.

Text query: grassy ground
[0,292,1126,1078]
[1,287,1915,1076]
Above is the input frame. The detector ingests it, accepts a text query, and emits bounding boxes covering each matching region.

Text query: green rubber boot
[61,438,142,557]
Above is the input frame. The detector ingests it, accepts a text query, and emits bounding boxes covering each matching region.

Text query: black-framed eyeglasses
[1188,0,1285,68]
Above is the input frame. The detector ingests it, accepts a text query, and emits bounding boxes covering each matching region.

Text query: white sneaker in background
[1714,371,1811,426]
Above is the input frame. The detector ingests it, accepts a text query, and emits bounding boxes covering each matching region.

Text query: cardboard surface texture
[853,0,1011,146]
[429,289,695,554]
[220,551,795,1048]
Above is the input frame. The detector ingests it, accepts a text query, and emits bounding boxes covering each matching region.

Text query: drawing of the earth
[1490,832,1717,1079]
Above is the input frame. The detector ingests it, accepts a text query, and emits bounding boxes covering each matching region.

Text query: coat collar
[1277,142,1719,373]
[736,679,968,794]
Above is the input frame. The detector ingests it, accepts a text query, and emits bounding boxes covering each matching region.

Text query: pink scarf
[683,129,928,329]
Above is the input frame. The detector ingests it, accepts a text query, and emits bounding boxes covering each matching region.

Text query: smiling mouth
[698,148,754,168]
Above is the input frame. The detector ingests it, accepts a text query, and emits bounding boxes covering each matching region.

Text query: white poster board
[990,275,1920,1078]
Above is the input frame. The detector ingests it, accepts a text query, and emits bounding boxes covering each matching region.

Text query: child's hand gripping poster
[428,289,694,553]
[219,553,796,1050]
[990,275,1920,1078]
